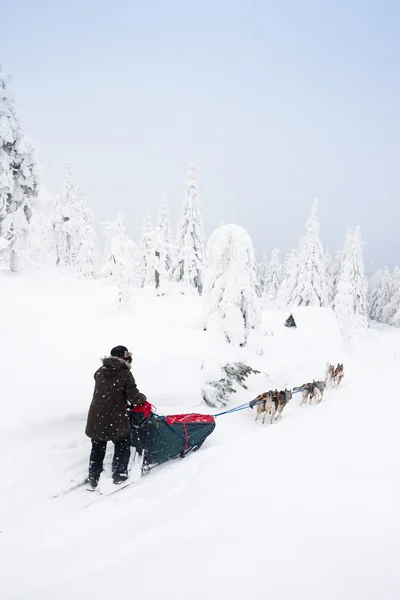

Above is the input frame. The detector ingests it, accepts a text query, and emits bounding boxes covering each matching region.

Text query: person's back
[85,346,146,488]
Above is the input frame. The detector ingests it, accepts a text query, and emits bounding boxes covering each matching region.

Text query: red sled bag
[130,400,153,419]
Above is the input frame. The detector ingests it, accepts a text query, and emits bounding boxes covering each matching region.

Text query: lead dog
[325,362,345,387]
[325,363,336,387]
[333,364,344,387]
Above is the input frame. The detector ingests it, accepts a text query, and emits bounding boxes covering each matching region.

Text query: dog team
[251,362,344,425]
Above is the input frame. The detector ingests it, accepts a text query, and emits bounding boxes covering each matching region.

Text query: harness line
[213,388,305,418]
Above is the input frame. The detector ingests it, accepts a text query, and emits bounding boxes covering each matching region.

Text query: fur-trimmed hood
[101,356,132,378]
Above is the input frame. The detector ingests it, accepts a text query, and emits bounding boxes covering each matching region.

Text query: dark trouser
[88,432,131,484]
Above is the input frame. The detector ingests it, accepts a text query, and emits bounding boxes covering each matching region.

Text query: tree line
[0,65,397,345]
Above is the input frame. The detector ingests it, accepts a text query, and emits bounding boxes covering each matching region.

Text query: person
[85,345,146,488]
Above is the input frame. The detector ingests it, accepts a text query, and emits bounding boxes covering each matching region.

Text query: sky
[1,0,400,270]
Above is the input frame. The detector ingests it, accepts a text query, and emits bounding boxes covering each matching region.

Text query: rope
[149,389,306,421]
[213,388,305,418]
[213,402,255,417]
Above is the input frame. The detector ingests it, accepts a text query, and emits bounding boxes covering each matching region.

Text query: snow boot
[113,473,128,485]
[85,477,98,490]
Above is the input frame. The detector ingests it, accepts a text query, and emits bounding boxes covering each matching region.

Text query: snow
[202,223,260,346]
[1,272,400,600]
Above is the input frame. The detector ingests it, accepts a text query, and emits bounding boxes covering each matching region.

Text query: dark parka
[85,357,145,441]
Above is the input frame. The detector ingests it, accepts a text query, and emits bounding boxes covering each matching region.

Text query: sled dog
[294,384,312,405]
[333,364,344,387]
[325,362,336,387]
[310,380,326,403]
[255,389,292,424]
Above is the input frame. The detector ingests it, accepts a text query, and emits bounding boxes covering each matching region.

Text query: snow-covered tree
[156,191,173,277]
[286,201,328,307]
[368,266,391,323]
[24,207,53,268]
[368,269,383,321]
[390,269,400,327]
[135,209,153,287]
[74,225,98,278]
[101,211,135,305]
[325,248,335,307]
[333,261,356,335]
[52,165,75,267]
[334,226,368,334]
[256,253,269,297]
[277,248,297,308]
[383,266,400,325]
[147,226,171,291]
[173,161,205,294]
[202,362,261,408]
[201,224,260,346]
[262,248,283,309]
[51,165,98,276]
[0,68,41,271]
[351,226,368,328]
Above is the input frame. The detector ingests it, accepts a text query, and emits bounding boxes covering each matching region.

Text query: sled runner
[130,404,216,475]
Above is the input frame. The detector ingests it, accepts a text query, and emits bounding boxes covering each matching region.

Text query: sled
[130,409,216,475]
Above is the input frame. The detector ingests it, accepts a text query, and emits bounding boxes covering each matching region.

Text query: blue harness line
[213,388,305,418]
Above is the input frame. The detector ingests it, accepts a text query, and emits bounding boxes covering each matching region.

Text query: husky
[273,389,292,422]
[333,364,344,387]
[309,380,326,403]
[253,389,292,424]
[254,391,273,425]
[294,383,312,405]
[325,362,336,387]
[295,381,325,405]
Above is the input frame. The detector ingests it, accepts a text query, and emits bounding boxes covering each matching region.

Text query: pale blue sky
[2,0,399,270]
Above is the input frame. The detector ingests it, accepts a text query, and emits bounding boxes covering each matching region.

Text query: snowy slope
[1,273,400,600]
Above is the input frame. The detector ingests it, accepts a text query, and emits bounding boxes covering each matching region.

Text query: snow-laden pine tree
[147,226,172,291]
[286,201,328,307]
[368,266,391,323]
[390,267,400,327]
[351,226,368,329]
[262,248,283,309]
[333,259,356,335]
[367,269,383,321]
[135,209,153,287]
[325,248,335,307]
[277,248,297,308]
[156,191,173,277]
[256,253,269,297]
[101,211,135,305]
[201,224,260,346]
[0,68,42,272]
[51,165,98,276]
[173,162,205,294]
[74,225,98,278]
[331,249,344,309]
[52,165,76,267]
[383,266,400,325]
[24,207,54,268]
[334,227,368,334]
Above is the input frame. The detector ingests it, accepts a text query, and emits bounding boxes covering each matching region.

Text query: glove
[136,393,147,405]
